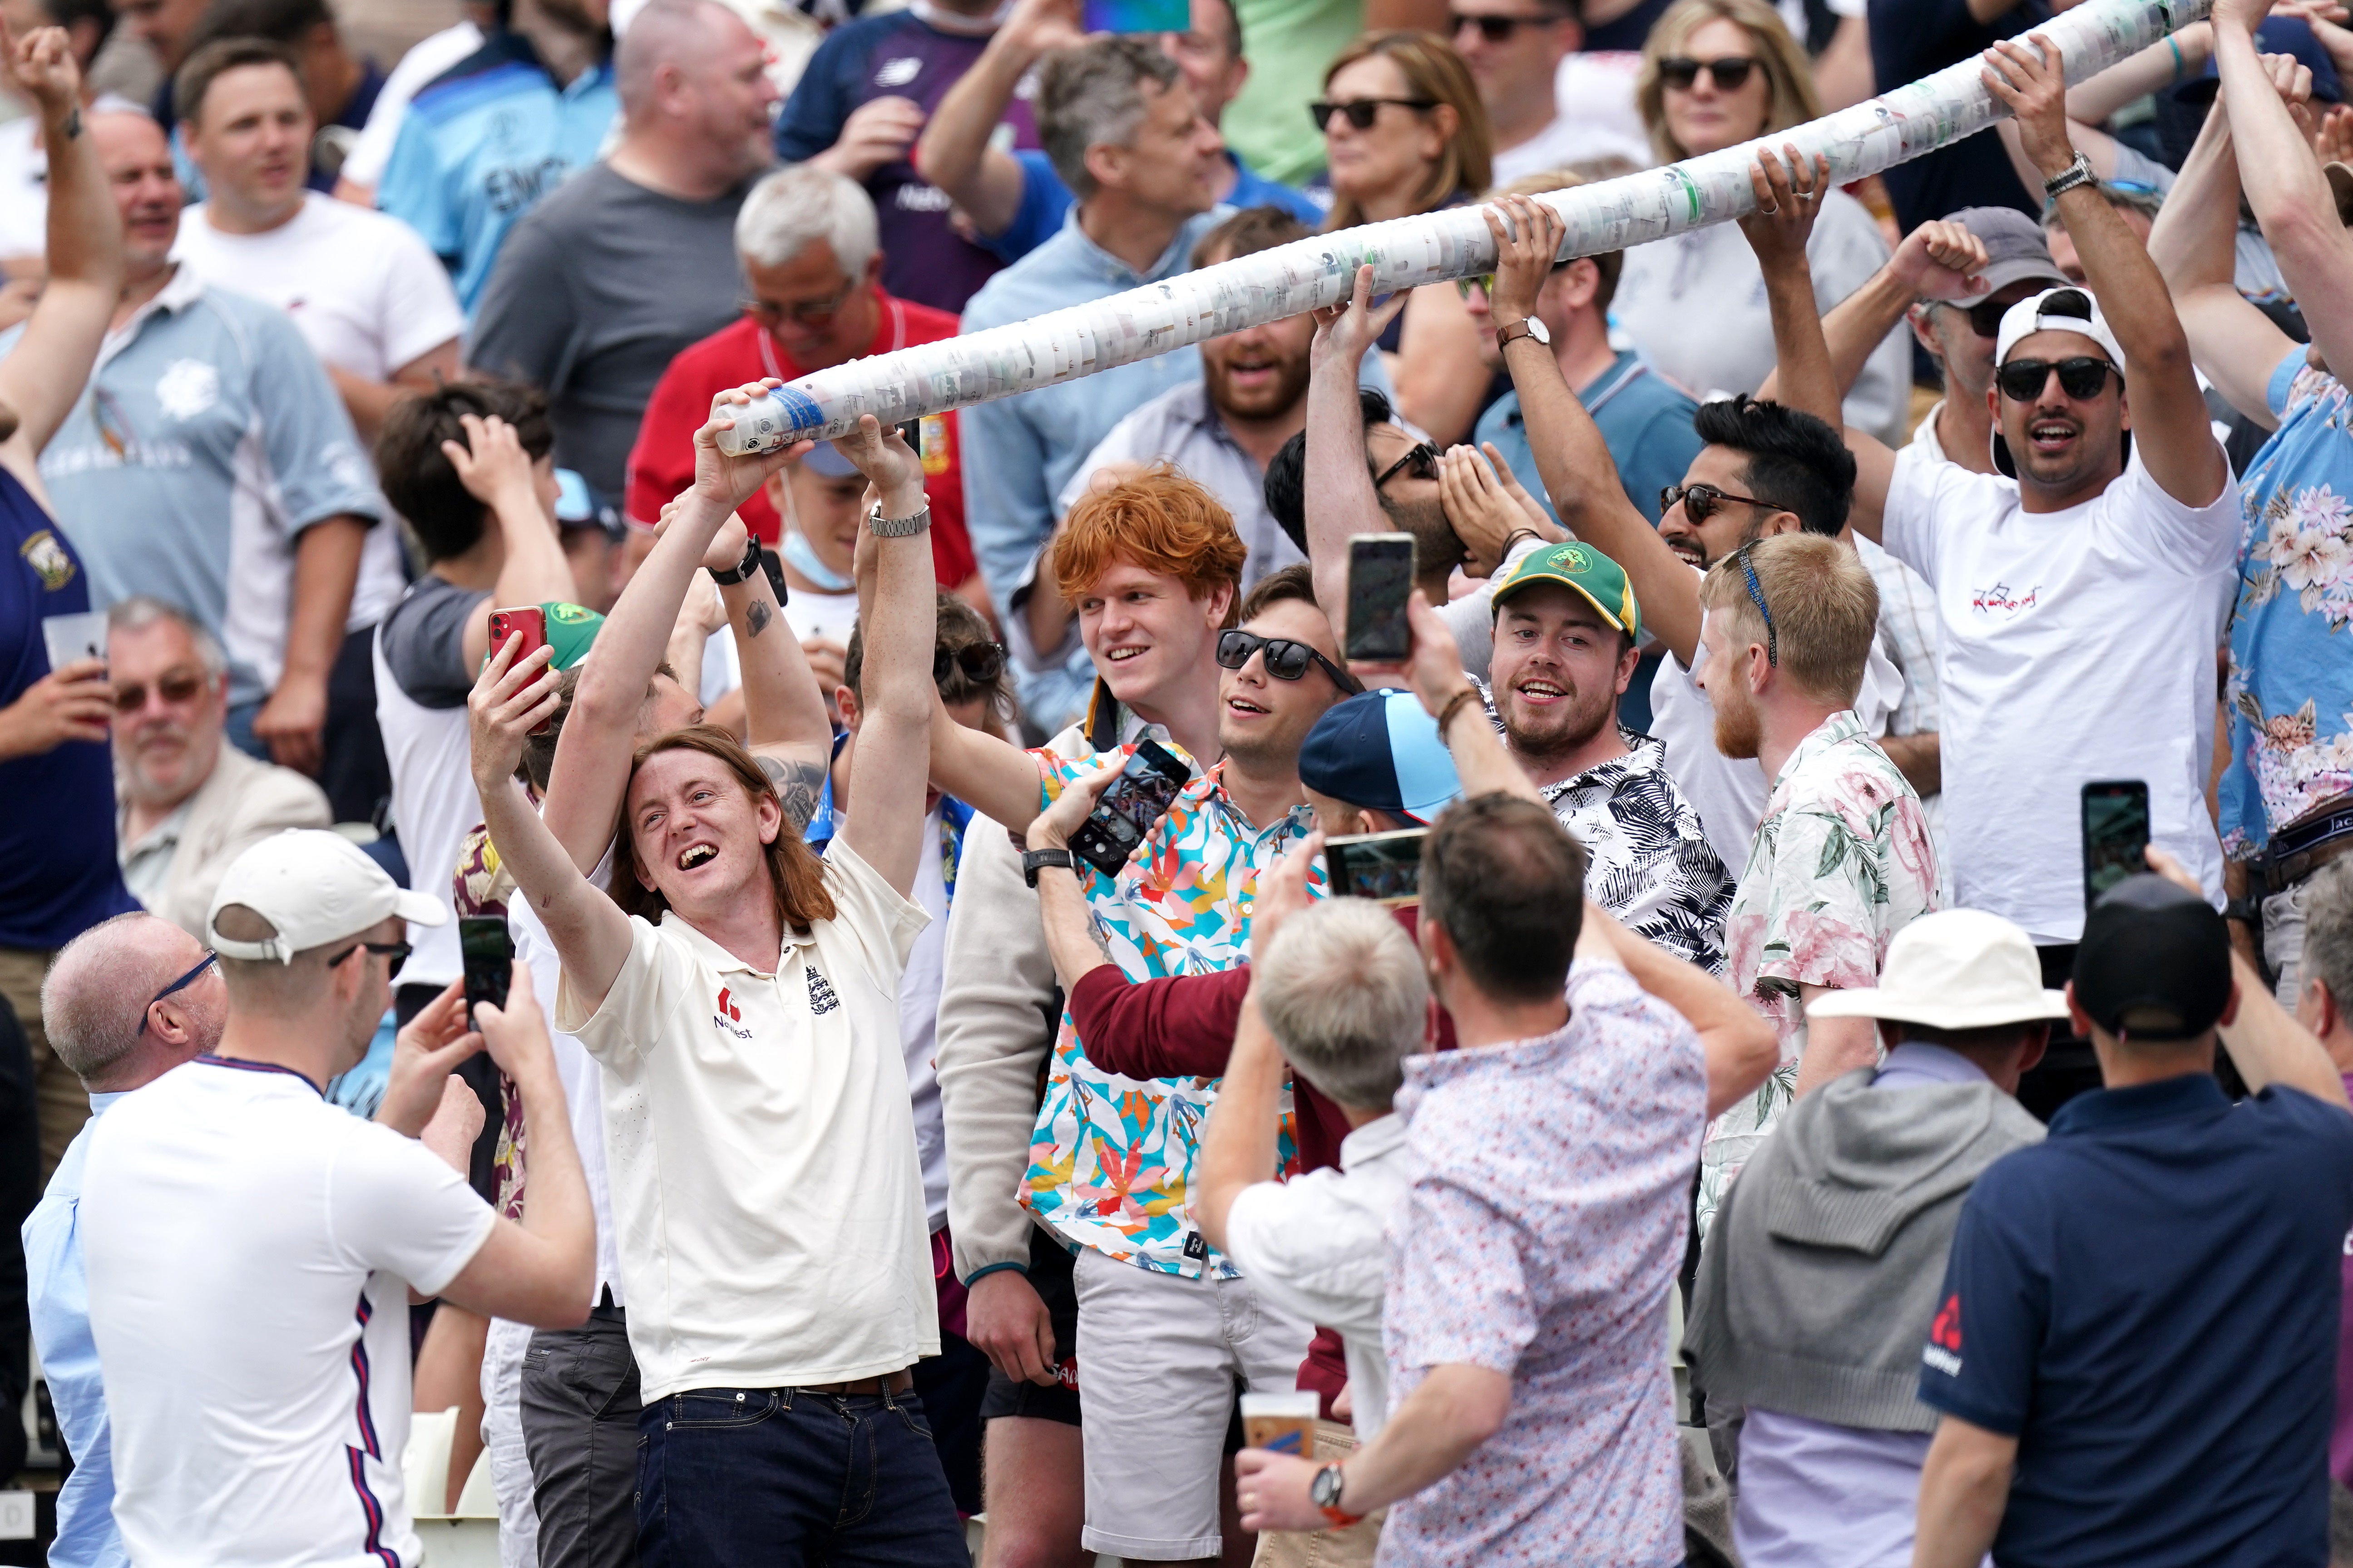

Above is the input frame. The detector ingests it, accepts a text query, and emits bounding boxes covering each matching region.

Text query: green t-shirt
[1221,0,1358,185]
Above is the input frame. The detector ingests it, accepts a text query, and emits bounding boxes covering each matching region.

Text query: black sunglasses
[1995,356,2118,403]
[1309,97,1437,132]
[1374,440,1440,490]
[1661,481,1777,524]
[1658,54,1758,91]
[329,940,412,980]
[1216,630,1364,694]
[1451,11,1561,41]
[933,641,1006,689]
[136,950,218,1036]
[113,666,211,712]
[1942,296,2014,340]
[1735,541,1778,667]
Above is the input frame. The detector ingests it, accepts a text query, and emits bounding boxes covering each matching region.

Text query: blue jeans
[636,1383,967,1567]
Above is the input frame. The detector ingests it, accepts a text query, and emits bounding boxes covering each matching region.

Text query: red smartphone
[487,605,552,734]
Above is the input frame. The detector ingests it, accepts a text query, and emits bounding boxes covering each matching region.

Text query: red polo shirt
[624,292,976,589]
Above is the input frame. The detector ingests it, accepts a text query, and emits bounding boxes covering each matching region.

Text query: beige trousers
[0,945,88,1186]
[1251,1422,1384,1568]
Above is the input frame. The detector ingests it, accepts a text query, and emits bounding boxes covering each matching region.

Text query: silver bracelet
[867,501,932,538]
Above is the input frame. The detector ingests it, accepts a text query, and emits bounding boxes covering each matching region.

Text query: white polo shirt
[82,1055,495,1568]
[558,839,935,1400]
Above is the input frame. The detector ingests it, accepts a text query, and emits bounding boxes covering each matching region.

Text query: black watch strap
[711,533,765,586]
[1022,847,1074,888]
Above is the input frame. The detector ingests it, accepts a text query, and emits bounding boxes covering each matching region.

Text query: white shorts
[481,1314,540,1568]
[1073,1247,1318,1560]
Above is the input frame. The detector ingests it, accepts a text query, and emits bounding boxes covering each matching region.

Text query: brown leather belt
[799,1370,915,1398]
[2261,828,2353,896]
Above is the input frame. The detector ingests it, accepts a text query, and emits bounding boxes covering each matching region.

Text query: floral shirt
[1704,710,1936,1232]
[1380,960,1705,1568]
[1537,729,1732,975]
[451,818,527,1224]
[2222,354,2353,859]
[1023,749,1315,1277]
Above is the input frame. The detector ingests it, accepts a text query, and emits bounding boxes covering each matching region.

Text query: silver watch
[867,501,933,537]
[2043,151,2096,200]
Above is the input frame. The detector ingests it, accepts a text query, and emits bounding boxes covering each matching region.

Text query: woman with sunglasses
[1612,0,1912,444]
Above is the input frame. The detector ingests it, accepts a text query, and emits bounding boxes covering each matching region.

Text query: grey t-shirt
[377,572,487,710]
[465,163,748,497]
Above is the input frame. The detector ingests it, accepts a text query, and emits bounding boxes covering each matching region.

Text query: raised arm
[1990,33,2227,508]
[1757,219,1991,406]
[1303,265,1410,618]
[540,382,801,870]
[1483,197,1708,663]
[836,416,940,896]
[911,0,1082,239]
[0,20,122,483]
[452,414,582,672]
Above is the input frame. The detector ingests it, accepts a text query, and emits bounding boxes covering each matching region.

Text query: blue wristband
[964,1262,1029,1287]
[2168,34,2186,81]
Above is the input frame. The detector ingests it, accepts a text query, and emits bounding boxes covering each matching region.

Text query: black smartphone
[896,418,923,457]
[2081,779,2151,910]
[1069,740,1191,877]
[1325,827,1430,905]
[460,916,514,1027]
[1345,533,1416,663]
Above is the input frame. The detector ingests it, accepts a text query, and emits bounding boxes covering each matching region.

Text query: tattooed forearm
[757,753,830,832]
[745,598,772,639]
[64,108,81,139]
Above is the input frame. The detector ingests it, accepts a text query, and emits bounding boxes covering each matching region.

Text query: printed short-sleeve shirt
[1022,749,1315,1277]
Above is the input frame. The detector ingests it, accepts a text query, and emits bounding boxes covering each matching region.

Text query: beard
[1378,492,1464,578]
[1203,350,1310,422]
[1711,681,1761,760]
[1502,679,1616,768]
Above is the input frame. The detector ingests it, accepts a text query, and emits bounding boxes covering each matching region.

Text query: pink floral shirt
[1705,710,1936,1230]
[1380,961,1706,1568]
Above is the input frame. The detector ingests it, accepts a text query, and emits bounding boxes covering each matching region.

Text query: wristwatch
[1494,317,1550,352]
[1310,1464,1362,1529]
[2043,151,2096,200]
[1022,847,1074,888]
[868,500,933,537]
[710,532,764,585]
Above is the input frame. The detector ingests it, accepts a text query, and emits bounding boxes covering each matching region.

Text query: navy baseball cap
[1299,690,1464,824]
[2071,874,2233,1042]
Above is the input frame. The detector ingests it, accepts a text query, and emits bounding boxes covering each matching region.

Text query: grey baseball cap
[1941,207,2070,297]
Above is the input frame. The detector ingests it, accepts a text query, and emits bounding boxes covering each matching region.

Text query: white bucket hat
[207,829,445,963]
[1806,908,2070,1031]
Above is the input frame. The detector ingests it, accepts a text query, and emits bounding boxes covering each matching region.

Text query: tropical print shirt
[1702,710,1936,1232]
[2221,355,2353,859]
[1537,730,1733,975]
[1023,747,1317,1277]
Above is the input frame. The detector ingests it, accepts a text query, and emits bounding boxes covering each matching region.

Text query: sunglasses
[1658,54,1759,91]
[933,641,1006,689]
[1309,97,1437,132]
[328,940,412,980]
[1942,296,2017,340]
[1994,356,2118,403]
[1373,439,1440,490]
[1736,541,1778,667]
[136,950,218,1036]
[1451,11,1561,41]
[1216,629,1364,693]
[741,276,858,328]
[1454,273,1494,301]
[1661,481,1777,524]
[113,666,211,712]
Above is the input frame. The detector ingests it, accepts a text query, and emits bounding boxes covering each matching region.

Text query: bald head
[615,0,742,116]
[43,913,224,1090]
[89,108,183,272]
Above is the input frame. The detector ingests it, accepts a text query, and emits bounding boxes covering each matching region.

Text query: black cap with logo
[2071,874,2233,1042]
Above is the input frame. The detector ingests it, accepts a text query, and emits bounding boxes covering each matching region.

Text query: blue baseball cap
[1299,690,1464,824]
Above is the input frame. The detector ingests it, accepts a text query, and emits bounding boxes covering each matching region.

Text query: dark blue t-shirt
[1919,1073,2353,1568]
[1868,0,2047,231]
[773,10,1041,315]
[0,468,137,951]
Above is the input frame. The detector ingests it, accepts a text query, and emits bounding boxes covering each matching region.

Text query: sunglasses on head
[932,641,1006,689]
[113,666,210,712]
[1373,439,1440,490]
[1216,630,1364,694]
[1658,54,1758,91]
[1661,481,1777,525]
[136,950,218,1036]
[1309,97,1437,132]
[1451,10,1562,41]
[328,940,412,980]
[1735,541,1778,667]
[1995,355,2117,403]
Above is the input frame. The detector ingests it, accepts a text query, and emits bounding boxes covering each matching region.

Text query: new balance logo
[806,966,840,1015]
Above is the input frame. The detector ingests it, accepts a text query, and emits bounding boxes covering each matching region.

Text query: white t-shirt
[0,115,43,259]
[83,1056,495,1568]
[785,583,860,650]
[1882,441,2239,942]
[904,803,951,1231]
[1222,1114,1411,1439]
[556,839,936,1399]
[173,192,464,381]
[338,21,485,190]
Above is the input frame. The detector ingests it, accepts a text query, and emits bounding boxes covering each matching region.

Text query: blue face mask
[779,526,853,593]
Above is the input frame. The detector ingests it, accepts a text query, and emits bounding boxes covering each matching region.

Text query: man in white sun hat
[1684,907,2066,1568]
[77,828,596,1568]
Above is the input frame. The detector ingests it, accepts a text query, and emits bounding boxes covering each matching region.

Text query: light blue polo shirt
[2,267,394,705]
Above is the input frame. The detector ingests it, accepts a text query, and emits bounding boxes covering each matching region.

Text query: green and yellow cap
[543,602,606,671]
[1490,542,1641,639]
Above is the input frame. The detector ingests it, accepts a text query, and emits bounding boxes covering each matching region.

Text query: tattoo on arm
[757,753,829,832]
[64,108,81,140]
[745,598,773,639]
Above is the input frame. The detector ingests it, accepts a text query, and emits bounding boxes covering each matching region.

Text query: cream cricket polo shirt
[557,840,936,1401]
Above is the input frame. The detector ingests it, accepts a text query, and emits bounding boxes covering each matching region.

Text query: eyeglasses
[1451,11,1562,41]
[1453,273,1494,301]
[932,641,1006,689]
[1994,356,2118,403]
[1658,54,1759,91]
[1216,630,1364,693]
[1735,542,1777,667]
[1373,439,1439,490]
[328,941,412,980]
[1661,481,1777,524]
[135,950,218,1036]
[112,666,211,712]
[1941,296,2017,340]
[1309,98,1437,132]
[741,277,858,328]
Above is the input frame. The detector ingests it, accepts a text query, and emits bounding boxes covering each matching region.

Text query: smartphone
[459,917,514,1027]
[2081,779,2151,910]
[1070,740,1191,877]
[39,610,106,675]
[1082,0,1187,31]
[487,605,553,734]
[1325,827,1430,906]
[895,418,924,458]
[1345,533,1416,664]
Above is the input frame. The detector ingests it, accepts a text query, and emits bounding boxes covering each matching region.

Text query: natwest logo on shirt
[712,986,751,1039]
[1923,1291,1963,1376]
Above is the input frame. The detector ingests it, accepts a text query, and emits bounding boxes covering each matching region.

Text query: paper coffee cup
[1239,1390,1320,1457]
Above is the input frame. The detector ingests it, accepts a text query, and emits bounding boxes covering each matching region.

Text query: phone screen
[1081,0,1187,30]
[2081,780,2151,909]
[1346,535,1416,663]
[460,916,513,1024]
[1071,741,1189,876]
[1325,828,1429,906]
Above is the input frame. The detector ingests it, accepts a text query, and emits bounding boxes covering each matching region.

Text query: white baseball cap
[206,829,445,963]
[1805,909,2070,1031]
[1993,286,2126,372]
